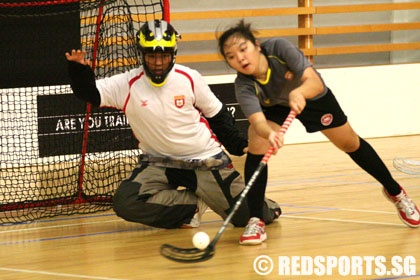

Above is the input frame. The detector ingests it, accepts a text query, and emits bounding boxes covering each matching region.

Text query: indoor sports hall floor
[0,135,419,280]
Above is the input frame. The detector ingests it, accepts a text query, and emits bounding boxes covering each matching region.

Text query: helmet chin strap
[148,76,168,87]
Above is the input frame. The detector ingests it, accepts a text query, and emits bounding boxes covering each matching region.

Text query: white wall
[204,63,420,144]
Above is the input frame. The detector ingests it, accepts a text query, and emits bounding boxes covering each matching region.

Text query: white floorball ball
[192,231,210,250]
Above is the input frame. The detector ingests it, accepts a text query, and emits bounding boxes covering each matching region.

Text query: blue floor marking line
[0,204,342,246]
[374,274,420,280]
[0,227,153,246]
[0,212,117,227]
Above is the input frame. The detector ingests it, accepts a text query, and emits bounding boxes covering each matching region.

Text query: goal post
[0,0,170,224]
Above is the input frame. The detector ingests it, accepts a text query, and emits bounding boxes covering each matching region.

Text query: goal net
[0,0,169,224]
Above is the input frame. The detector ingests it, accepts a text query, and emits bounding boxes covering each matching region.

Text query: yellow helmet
[136,20,179,85]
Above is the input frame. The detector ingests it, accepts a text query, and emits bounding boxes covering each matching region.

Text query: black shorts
[263,88,347,133]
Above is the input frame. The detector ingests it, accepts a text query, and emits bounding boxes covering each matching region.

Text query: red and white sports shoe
[239,217,267,245]
[180,197,208,229]
[383,187,420,228]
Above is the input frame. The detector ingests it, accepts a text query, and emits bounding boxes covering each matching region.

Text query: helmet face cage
[137,20,178,85]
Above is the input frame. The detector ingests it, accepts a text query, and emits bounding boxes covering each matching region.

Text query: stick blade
[393,157,420,175]
[160,243,215,263]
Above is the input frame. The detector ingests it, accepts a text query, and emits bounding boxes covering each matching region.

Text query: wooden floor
[1,135,419,280]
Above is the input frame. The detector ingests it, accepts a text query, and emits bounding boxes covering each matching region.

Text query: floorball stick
[160,110,297,263]
[393,157,420,175]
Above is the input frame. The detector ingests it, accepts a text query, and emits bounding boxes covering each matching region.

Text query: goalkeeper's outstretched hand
[65,49,90,66]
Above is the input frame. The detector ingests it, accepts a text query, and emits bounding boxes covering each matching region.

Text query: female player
[217,19,420,245]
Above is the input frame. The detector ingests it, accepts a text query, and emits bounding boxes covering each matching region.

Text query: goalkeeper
[65,20,281,230]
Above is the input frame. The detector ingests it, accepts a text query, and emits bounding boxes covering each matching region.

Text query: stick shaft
[210,110,297,245]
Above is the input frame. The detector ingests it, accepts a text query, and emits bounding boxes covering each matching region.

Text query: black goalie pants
[113,164,281,229]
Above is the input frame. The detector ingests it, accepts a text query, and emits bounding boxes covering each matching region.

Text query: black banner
[0,1,80,88]
[37,94,138,157]
[210,83,249,138]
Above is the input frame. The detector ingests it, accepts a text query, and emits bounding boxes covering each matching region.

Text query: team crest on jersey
[174,95,185,108]
[321,113,333,126]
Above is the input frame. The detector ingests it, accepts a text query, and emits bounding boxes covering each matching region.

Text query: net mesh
[0,0,167,224]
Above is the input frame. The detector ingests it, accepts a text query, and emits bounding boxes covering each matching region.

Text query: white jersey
[96,64,223,160]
